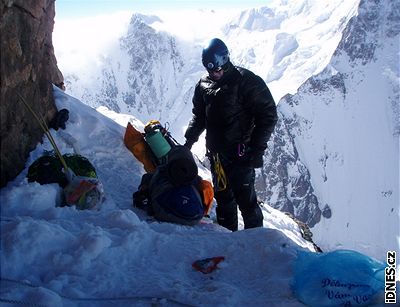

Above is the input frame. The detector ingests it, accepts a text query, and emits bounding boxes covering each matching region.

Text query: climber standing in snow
[184,38,278,231]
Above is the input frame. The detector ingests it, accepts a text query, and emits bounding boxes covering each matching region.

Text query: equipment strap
[213,154,227,191]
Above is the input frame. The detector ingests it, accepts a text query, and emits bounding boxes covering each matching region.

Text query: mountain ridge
[270,0,399,258]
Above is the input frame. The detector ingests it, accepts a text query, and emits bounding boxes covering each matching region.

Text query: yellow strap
[144,120,161,130]
[214,154,227,191]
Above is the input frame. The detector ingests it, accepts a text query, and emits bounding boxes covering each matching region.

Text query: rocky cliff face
[0,0,64,187]
[257,111,322,227]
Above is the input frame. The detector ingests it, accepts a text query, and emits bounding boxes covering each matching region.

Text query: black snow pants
[211,157,264,231]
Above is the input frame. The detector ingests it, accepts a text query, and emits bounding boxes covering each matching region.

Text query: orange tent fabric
[198,179,214,215]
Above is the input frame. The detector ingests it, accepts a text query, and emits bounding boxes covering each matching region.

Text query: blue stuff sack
[292,249,385,306]
[148,165,205,226]
[155,184,204,220]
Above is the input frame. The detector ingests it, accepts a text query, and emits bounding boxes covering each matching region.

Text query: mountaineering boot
[242,205,264,229]
[216,213,238,231]
[215,201,238,231]
[215,189,238,231]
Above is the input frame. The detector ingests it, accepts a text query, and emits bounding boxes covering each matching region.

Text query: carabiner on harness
[238,143,246,157]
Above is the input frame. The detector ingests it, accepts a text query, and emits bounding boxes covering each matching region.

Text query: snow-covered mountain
[52,0,399,260]
[57,0,361,131]
[265,0,399,259]
[61,13,202,130]
[223,0,361,100]
[0,86,391,306]
[258,111,322,228]
[56,0,360,212]
[0,86,322,306]
[2,0,398,302]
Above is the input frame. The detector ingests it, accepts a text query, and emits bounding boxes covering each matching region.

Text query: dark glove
[49,109,69,131]
[184,139,194,150]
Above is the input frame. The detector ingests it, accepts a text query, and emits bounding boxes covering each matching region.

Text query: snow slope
[0,87,318,306]
[275,0,400,260]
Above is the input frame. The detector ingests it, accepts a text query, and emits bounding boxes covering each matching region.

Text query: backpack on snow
[127,120,214,224]
[124,120,199,185]
[27,152,97,187]
[19,94,103,211]
[133,165,206,225]
[27,152,104,210]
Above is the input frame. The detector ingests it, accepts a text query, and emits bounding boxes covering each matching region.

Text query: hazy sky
[56,0,270,18]
[53,0,272,76]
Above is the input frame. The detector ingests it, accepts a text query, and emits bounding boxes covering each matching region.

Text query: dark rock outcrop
[0,0,64,187]
[256,111,322,227]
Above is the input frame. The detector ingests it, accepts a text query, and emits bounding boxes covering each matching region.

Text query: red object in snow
[192,256,225,274]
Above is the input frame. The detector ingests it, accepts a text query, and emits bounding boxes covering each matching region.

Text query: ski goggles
[206,62,229,73]
[206,65,223,73]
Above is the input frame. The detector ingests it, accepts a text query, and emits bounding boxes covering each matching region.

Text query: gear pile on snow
[124,120,214,225]
[27,152,104,210]
[28,153,96,187]
[19,94,104,210]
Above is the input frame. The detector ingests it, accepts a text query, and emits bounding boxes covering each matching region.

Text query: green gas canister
[145,130,171,159]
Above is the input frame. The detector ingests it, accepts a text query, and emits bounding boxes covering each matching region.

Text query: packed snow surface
[1,87,317,306]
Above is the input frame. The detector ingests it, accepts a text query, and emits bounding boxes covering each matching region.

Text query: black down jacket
[185,64,278,159]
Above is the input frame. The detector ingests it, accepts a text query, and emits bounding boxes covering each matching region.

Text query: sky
[55,0,271,18]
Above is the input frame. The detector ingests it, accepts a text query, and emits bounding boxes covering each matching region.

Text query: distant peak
[130,13,162,26]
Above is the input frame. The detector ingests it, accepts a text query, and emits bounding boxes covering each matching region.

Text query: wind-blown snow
[0,87,318,306]
[53,11,132,77]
